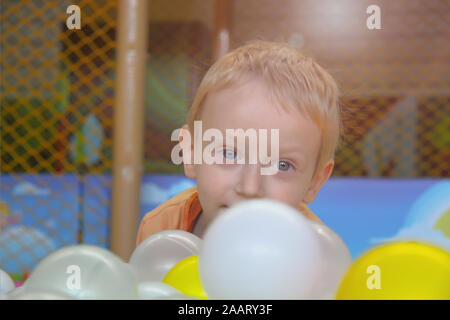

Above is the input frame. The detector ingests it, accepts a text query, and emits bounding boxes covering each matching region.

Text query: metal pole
[213,0,233,61]
[111,0,148,261]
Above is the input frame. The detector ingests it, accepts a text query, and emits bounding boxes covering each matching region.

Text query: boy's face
[183,79,334,233]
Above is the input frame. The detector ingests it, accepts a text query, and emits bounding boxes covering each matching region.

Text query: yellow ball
[335,242,450,299]
[162,255,208,300]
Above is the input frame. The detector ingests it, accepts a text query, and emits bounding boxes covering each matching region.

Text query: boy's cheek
[264,177,309,205]
[197,165,235,196]
[198,166,233,186]
[198,162,240,176]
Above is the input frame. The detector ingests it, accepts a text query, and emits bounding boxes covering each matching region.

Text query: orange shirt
[136,186,323,247]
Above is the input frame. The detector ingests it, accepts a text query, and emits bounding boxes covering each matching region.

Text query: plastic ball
[137,281,184,300]
[0,269,15,295]
[335,241,450,299]
[163,255,208,300]
[25,245,138,299]
[309,221,352,299]
[129,230,202,283]
[199,199,322,299]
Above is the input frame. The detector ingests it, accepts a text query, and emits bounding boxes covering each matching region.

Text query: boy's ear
[181,124,196,179]
[303,159,334,204]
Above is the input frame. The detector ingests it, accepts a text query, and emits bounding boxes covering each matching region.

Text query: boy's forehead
[202,83,289,128]
[201,94,317,140]
[197,80,321,157]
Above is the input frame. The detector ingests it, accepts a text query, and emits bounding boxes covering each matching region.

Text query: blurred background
[1,0,449,282]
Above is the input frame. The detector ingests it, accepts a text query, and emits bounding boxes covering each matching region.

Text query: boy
[136,41,341,246]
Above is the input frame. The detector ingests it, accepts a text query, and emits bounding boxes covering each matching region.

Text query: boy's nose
[234,164,264,199]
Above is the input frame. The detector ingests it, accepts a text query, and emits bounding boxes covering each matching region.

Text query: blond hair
[187,40,341,180]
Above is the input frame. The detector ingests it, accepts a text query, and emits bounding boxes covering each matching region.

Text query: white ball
[129,230,202,283]
[308,221,352,299]
[0,269,15,294]
[137,282,198,300]
[25,245,138,299]
[199,199,323,299]
[137,281,182,300]
[5,284,27,300]
[8,288,76,300]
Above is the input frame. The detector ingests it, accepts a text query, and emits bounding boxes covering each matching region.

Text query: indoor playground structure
[1,0,449,300]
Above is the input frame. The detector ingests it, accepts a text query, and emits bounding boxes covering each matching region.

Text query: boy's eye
[222,148,237,160]
[278,160,292,172]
